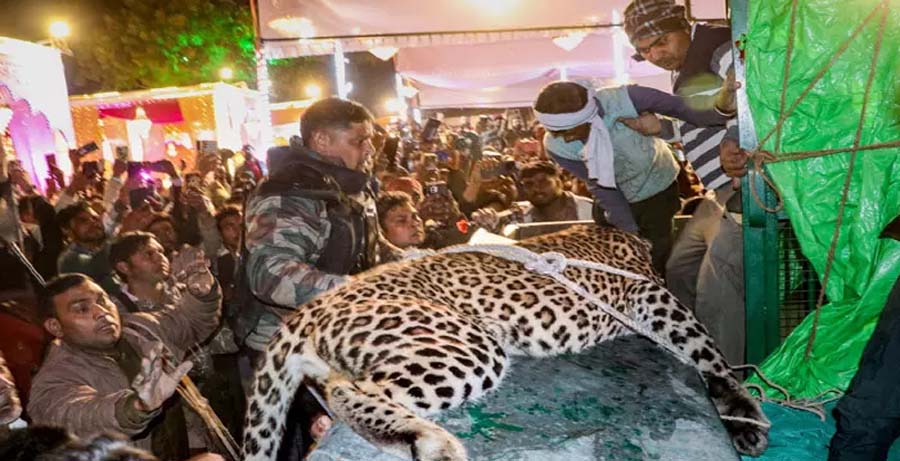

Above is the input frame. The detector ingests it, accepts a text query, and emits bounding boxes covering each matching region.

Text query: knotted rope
[744,0,892,216]
[737,0,892,359]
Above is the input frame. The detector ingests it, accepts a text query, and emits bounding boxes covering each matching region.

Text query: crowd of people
[0,0,894,460]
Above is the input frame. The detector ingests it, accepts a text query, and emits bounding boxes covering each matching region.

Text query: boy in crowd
[376,191,425,251]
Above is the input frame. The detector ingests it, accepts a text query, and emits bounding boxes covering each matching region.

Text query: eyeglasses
[632,33,671,60]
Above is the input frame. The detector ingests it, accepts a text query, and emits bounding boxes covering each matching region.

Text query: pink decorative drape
[395,33,672,108]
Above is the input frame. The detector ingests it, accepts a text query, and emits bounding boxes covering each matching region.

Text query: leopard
[242,225,769,461]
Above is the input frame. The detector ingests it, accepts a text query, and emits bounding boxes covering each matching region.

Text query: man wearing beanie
[623,0,747,366]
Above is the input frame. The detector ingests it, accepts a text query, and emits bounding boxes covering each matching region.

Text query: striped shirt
[670,24,735,191]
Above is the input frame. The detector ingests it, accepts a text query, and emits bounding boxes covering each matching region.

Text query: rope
[743,0,889,213]
[2,237,46,286]
[804,2,889,359]
[748,151,784,213]
[747,0,799,214]
[773,0,800,157]
[427,243,770,429]
[767,139,900,164]
[735,364,843,421]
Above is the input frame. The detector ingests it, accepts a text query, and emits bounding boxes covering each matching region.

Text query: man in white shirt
[472,161,593,233]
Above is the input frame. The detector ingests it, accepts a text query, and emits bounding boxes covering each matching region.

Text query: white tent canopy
[258,0,727,108]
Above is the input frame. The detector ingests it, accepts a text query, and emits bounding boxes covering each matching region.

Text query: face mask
[544,134,585,162]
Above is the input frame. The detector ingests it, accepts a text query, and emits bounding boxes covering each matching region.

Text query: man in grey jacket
[28,246,221,461]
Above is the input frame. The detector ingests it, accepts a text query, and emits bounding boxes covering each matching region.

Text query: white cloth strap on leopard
[406,244,772,430]
[435,244,690,363]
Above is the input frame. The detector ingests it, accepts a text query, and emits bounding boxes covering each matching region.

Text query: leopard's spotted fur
[242,225,769,460]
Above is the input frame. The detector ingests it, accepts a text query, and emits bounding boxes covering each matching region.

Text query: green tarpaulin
[744,0,900,400]
[741,403,900,461]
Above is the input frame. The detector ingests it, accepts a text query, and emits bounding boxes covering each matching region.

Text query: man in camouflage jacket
[241,97,399,460]
[242,98,397,352]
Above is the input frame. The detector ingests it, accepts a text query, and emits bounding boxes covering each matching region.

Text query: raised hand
[171,245,214,296]
[471,207,501,231]
[715,69,740,115]
[131,344,192,412]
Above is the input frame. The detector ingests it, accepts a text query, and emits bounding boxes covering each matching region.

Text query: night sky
[0,0,98,42]
[0,0,396,111]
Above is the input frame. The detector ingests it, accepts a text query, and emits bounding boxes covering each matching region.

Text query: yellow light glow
[49,20,71,39]
[369,46,398,61]
[305,83,322,99]
[219,67,234,80]
[469,0,518,16]
[269,17,316,38]
[384,98,404,114]
[553,32,588,52]
[399,85,419,98]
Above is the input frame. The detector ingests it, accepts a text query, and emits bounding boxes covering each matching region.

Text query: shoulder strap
[255,180,342,203]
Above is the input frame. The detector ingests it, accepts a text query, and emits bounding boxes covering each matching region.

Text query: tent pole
[334,41,348,99]
[732,0,781,364]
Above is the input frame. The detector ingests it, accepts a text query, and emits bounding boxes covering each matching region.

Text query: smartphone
[129,187,154,209]
[76,141,99,157]
[186,174,203,190]
[424,181,449,197]
[127,161,145,178]
[45,153,58,169]
[421,118,441,142]
[82,161,100,178]
[421,153,438,170]
[197,140,219,157]
[115,145,130,162]
[383,136,400,160]
[456,130,483,162]
[480,152,504,179]
[435,150,451,164]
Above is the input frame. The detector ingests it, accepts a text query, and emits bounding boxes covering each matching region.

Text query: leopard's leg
[242,317,331,461]
[325,377,467,461]
[321,304,509,461]
[623,279,770,457]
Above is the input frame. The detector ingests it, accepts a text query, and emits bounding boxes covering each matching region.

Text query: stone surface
[309,335,740,461]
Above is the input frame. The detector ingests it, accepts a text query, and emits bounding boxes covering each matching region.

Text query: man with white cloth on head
[533,80,735,273]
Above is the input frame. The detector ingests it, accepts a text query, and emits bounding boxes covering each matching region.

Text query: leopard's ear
[881,214,900,242]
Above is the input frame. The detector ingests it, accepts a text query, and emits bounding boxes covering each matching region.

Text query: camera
[196,140,219,157]
[115,145,130,162]
[420,118,441,142]
[75,141,99,158]
[424,181,449,197]
[81,161,100,179]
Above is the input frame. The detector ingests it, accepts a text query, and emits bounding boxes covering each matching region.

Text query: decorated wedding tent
[254,1,900,460]
[253,0,727,108]
[0,37,76,191]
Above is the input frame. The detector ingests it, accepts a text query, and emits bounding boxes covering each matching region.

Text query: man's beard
[531,191,563,208]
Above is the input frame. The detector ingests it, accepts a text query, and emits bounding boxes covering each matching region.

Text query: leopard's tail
[242,321,331,461]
